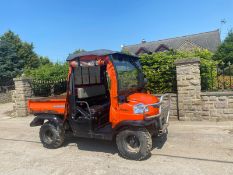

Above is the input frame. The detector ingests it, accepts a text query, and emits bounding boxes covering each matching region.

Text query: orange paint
[28,97,66,115]
[110,93,159,128]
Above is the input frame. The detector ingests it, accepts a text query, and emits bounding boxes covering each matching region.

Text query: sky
[0,0,233,62]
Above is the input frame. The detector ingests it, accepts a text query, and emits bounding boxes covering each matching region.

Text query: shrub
[139,49,217,93]
[140,51,177,93]
[24,63,69,96]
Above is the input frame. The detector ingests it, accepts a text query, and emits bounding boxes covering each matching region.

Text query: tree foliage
[0,30,41,69]
[140,49,217,93]
[0,30,52,86]
[0,41,24,86]
[39,56,52,66]
[213,30,233,65]
[24,63,69,81]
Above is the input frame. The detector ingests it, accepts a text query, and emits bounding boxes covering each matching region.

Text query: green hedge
[24,63,69,96]
[140,49,218,93]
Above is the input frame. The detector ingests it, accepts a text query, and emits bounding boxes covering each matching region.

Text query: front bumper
[143,94,171,133]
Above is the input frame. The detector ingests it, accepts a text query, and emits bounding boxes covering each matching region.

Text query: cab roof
[66,49,138,61]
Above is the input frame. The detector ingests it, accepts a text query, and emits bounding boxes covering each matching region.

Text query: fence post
[175,58,202,120]
[12,77,32,117]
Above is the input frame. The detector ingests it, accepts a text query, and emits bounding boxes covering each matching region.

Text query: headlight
[133,103,149,114]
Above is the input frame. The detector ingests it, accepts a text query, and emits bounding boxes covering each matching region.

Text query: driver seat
[76,85,110,117]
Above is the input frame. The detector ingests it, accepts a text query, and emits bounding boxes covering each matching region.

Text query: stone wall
[0,91,13,103]
[12,77,32,117]
[157,91,233,121]
[175,58,202,120]
[201,92,233,120]
[174,58,233,121]
[154,93,178,120]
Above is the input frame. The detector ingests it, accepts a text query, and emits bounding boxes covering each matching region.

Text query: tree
[213,30,233,64]
[39,56,52,66]
[0,30,54,86]
[0,40,24,86]
[0,30,40,69]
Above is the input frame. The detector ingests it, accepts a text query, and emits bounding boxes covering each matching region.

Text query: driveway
[0,103,233,175]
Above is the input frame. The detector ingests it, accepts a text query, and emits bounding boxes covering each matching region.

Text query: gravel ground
[0,103,233,175]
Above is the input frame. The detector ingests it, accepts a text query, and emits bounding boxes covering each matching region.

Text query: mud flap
[30,117,44,127]
[30,114,64,127]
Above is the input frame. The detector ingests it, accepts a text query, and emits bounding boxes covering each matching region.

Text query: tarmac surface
[0,103,233,175]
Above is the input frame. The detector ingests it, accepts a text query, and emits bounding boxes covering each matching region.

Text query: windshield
[111,54,144,94]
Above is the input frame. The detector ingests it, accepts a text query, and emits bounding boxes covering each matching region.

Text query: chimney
[141,39,146,43]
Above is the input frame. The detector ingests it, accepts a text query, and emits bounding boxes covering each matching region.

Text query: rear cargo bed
[28,96,66,115]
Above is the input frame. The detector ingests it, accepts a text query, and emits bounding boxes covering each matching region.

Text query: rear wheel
[116,128,152,160]
[39,122,64,149]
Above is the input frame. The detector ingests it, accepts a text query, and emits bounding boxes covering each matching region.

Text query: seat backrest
[74,66,101,85]
[77,85,106,99]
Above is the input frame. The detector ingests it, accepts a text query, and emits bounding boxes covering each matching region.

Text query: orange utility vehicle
[28,50,170,160]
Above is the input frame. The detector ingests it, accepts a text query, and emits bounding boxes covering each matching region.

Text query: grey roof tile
[123,30,221,54]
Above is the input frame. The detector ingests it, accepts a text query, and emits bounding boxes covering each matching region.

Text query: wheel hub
[44,130,54,143]
[126,135,140,150]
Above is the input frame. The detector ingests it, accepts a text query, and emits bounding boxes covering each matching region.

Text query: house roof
[122,30,221,54]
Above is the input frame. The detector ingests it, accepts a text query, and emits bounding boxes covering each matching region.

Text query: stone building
[122,30,221,55]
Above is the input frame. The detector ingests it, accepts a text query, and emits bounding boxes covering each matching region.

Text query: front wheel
[116,128,152,160]
[39,122,64,149]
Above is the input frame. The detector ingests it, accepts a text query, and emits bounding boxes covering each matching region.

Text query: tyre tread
[39,122,64,149]
[116,127,152,160]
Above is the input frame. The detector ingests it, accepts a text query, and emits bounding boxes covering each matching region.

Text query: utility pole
[220,19,227,38]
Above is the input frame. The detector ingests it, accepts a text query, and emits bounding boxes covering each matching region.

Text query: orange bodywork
[28,96,66,115]
[28,55,159,128]
[110,93,159,128]
[104,56,159,128]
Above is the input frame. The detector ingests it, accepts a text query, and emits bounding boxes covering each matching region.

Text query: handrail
[76,101,92,115]
[143,93,171,122]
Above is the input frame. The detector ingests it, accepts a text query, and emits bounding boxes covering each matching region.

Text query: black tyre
[39,122,64,149]
[116,128,152,160]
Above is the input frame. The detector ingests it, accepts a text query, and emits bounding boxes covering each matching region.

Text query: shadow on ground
[152,133,167,149]
[63,137,118,154]
[0,133,167,155]
[63,134,167,155]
